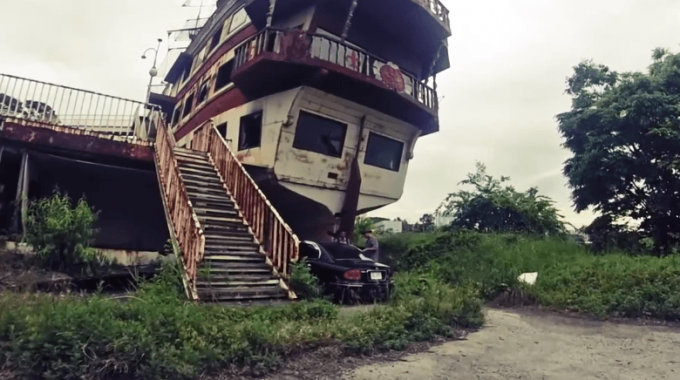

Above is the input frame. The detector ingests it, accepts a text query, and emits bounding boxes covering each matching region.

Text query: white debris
[518,272,538,285]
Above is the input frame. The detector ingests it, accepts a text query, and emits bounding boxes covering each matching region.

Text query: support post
[338,116,365,241]
[12,151,28,237]
[341,0,358,42]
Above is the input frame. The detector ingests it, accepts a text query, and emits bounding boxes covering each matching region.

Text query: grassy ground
[0,261,482,380]
[380,231,680,320]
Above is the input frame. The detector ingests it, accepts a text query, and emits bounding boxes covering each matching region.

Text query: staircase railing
[191,120,300,278]
[156,118,205,300]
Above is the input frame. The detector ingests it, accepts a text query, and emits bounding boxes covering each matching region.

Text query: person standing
[337,231,349,244]
[362,230,379,262]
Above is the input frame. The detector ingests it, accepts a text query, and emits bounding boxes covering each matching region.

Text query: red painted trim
[0,118,154,161]
[174,87,248,140]
[175,25,259,101]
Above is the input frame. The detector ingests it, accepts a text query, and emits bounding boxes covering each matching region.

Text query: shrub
[24,191,103,272]
[290,259,323,300]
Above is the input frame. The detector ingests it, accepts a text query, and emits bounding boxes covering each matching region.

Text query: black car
[299,240,394,304]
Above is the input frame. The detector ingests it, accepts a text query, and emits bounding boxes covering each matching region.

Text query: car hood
[333,258,391,270]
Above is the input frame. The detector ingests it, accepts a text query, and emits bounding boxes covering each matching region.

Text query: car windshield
[320,243,365,260]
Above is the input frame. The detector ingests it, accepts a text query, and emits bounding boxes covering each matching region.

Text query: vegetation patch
[25,191,110,273]
[380,231,680,320]
[0,262,482,380]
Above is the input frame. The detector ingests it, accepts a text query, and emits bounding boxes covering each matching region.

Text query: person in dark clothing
[362,230,379,262]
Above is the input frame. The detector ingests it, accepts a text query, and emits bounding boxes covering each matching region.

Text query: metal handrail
[155,117,205,300]
[233,28,438,111]
[0,73,163,139]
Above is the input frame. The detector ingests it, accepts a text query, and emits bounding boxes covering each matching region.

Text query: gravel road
[345,308,680,380]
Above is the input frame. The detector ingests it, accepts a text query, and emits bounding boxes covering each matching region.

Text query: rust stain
[335,153,352,171]
[236,150,252,162]
[0,118,154,161]
[290,150,313,164]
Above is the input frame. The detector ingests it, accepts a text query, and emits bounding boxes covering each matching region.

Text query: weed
[290,259,322,300]
[24,191,106,273]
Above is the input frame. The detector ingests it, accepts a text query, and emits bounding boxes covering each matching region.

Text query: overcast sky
[1,0,679,228]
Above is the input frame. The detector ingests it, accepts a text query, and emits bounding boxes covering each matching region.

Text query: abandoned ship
[0,0,451,303]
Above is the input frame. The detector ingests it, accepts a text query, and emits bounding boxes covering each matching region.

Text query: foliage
[290,259,323,300]
[0,263,482,380]
[583,215,644,254]
[24,191,104,272]
[438,163,566,235]
[379,231,680,319]
[418,214,435,232]
[353,216,375,245]
[557,50,680,254]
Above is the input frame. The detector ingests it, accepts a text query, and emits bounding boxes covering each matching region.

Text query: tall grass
[380,232,680,320]
[0,261,482,380]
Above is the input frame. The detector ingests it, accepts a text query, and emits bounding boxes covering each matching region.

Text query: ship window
[293,111,347,158]
[238,111,262,150]
[364,132,404,172]
[228,8,249,34]
[215,60,234,90]
[182,93,194,119]
[216,122,227,139]
[210,25,223,51]
[197,81,210,104]
[172,102,183,126]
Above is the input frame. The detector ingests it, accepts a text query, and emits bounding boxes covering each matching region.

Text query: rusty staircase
[156,119,299,304]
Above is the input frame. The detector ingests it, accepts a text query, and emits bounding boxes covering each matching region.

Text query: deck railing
[417,0,450,28]
[233,29,438,111]
[156,118,205,300]
[0,73,162,140]
[191,120,300,278]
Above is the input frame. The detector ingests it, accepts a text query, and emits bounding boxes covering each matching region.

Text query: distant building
[434,213,454,228]
[374,220,403,234]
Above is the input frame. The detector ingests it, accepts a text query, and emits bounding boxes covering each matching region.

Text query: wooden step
[187,191,232,202]
[191,199,236,210]
[194,208,239,219]
[197,286,288,302]
[197,278,280,287]
[174,148,207,157]
[181,173,223,184]
[202,254,266,263]
[185,185,227,196]
[198,216,245,228]
[205,243,260,253]
[198,262,272,273]
[182,175,227,190]
[175,154,208,163]
[177,162,216,173]
[203,230,254,241]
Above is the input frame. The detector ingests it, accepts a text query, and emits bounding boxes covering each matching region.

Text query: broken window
[364,132,404,172]
[238,111,262,150]
[293,111,347,158]
[182,93,194,119]
[197,81,210,104]
[216,122,227,139]
[215,60,234,91]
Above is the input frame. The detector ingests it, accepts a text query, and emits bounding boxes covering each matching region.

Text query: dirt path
[345,309,680,380]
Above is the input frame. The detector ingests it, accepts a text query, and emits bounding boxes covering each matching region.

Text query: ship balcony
[231,29,439,134]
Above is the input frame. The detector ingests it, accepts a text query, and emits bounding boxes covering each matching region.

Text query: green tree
[438,163,565,235]
[353,216,375,244]
[557,49,680,254]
